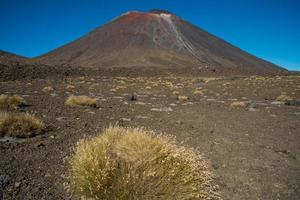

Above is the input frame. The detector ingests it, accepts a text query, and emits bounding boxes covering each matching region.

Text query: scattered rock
[135,102,146,105]
[206,99,217,102]
[248,107,257,112]
[151,107,173,112]
[285,99,300,106]
[120,118,131,122]
[0,174,11,187]
[294,112,300,116]
[271,101,285,105]
[135,115,149,119]
[14,181,21,188]
[176,120,183,125]
[248,103,258,111]
[35,142,45,147]
[55,117,66,121]
[182,102,193,105]
[50,93,58,97]
[129,94,137,101]
[0,174,11,197]
[0,136,26,143]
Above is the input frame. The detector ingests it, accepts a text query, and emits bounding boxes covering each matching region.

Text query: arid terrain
[0,9,299,200]
[0,71,299,199]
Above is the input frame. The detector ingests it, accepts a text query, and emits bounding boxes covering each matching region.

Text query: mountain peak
[149,9,173,15]
[36,10,284,74]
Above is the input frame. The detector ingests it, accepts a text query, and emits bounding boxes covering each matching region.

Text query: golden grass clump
[70,126,218,200]
[42,86,54,92]
[193,90,204,95]
[230,101,248,108]
[65,95,97,107]
[276,94,293,102]
[66,85,75,90]
[0,95,26,109]
[0,112,45,138]
[178,95,189,101]
[173,91,180,95]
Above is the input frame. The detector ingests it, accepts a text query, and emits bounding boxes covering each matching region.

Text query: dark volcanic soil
[0,73,299,200]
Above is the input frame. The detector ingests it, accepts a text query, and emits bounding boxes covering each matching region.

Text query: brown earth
[0,9,298,200]
[0,51,27,66]
[0,71,299,200]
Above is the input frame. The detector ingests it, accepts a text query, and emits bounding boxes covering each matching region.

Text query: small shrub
[203,77,218,83]
[193,90,204,95]
[0,112,45,138]
[66,85,75,90]
[110,86,126,92]
[178,95,189,101]
[173,91,179,95]
[70,126,218,200]
[65,95,97,107]
[230,101,248,108]
[0,95,26,109]
[42,86,54,92]
[276,94,293,102]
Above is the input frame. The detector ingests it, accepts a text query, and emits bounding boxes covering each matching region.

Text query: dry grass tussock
[42,86,54,92]
[0,95,26,109]
[70,126,219,200]
[173,91,179,95]
[193,90,204,95]
[66,85,75,90]
[276,94,293,102]
[65,95,97,107]
[230,101,248,108]
[178,95,189,101]
[0,112,45,138]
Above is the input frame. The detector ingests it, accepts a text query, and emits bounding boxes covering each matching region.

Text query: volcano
[36,10,285,74]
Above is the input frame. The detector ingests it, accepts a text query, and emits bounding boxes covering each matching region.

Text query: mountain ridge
[0,50,28,65]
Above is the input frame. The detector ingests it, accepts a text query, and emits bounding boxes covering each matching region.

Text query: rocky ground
[0,74,299,200]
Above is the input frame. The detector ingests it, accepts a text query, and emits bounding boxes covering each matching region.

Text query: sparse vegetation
[173,91,179,95]
[66,85,75,90]
[193,90,204,95]
[0,111,45,138]
[0,94,26,109]
[203,77,218,83]
[276,94,293,102]
[42,86,54,92]
[70,126,217,200]
[230,101,248,108]
[178,95,189,101]
[65,95,97,107]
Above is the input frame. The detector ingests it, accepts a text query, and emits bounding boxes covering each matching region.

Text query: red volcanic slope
[36,10,285,73]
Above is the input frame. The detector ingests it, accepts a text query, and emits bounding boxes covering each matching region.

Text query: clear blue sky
[1,0,299,71]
